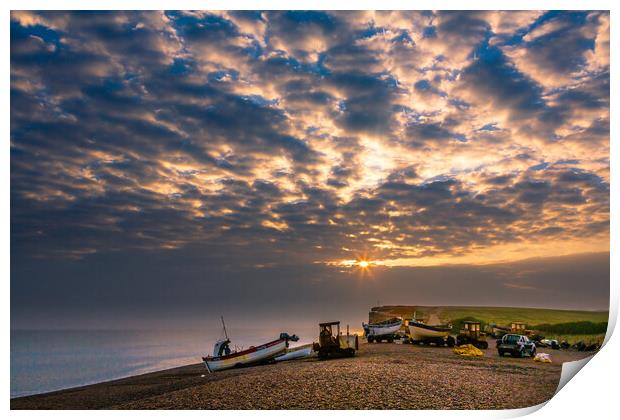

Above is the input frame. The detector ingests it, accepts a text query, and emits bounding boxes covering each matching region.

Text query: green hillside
[372,305,609,327]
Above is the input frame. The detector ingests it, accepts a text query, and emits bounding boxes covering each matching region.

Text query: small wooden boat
[362,318,402,337]
[274,344,314,362]
[202,317,298,372]
[408,320,452,341]
[487,324,510,338]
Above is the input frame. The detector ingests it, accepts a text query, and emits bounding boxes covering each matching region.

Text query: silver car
[497,334,537,357]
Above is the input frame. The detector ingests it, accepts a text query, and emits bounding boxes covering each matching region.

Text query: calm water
[11,325,318,398]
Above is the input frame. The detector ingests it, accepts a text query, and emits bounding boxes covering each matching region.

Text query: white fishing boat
[274,344,314,362]
[408,320,452,341]
[362,318,403,337]
[202,317,298,372]
[491,325,510,338]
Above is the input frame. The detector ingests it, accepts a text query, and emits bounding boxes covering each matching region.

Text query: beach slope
[12,343,592,409]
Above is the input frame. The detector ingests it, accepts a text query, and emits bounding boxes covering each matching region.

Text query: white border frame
[4,2,616,419]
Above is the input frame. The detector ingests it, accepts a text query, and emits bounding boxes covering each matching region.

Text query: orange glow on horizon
[326,234,609,269]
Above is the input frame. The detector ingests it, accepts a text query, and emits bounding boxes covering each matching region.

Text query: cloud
[501,12,607,88]
[487,11,543,36]
[10,10,609,270]
[423,11,490,69]
[9,11,610,329]
[585,12,609,71]
[11,251,610,328]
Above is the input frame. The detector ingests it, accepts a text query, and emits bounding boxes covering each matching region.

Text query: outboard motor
[279,333,299,343]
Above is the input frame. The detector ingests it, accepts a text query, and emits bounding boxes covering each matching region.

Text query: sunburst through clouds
[10,11,610,325]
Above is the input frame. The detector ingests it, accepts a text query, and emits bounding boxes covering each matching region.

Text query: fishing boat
[202,317,299,372]
[274,343,314,362]
[408,320,452,341]
[491,325,510,338]
[362,318,403,337]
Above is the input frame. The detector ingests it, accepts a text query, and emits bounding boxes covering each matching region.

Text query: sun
[357,260,370,268]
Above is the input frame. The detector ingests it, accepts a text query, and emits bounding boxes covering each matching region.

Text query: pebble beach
[11,343,594,410]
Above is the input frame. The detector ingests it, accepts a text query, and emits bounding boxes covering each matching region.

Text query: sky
[10,11,609,328]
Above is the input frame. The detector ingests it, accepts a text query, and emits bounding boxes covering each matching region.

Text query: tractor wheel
[477,341,489,350]
[446,336,456,347]
[345,348,355,357]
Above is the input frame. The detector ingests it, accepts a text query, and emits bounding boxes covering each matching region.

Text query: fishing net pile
[453,344,484,357]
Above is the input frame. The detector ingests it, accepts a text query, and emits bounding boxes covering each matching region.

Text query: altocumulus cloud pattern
[11,11,609,287]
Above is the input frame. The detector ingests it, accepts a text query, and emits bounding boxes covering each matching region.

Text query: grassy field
[372,305,609,345]
[372,305,608,328]
[542,333,607,345]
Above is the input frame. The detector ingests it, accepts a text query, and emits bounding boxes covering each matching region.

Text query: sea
[11,325,319,398]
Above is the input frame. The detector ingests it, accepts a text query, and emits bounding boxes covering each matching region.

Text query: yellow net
[453,344,484,357]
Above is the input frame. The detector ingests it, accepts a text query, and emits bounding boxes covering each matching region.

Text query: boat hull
[203,338,287,372]
[492,327,510,337]
[274,345,313,362]
[408,322,452,341]
[363,320,402,337]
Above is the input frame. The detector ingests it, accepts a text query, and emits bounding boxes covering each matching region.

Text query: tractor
[510,321,535,338]
[313,321,358,360]
[456,321,489,349]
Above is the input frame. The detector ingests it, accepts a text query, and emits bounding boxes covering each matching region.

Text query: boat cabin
[213,339,231,357]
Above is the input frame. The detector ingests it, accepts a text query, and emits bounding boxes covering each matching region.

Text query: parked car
[496,334,536,357]
[535,339,548,348]
[541,339,560,350]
